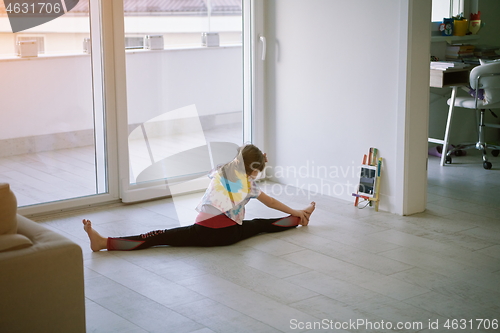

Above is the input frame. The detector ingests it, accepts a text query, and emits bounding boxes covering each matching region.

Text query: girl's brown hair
[239,144,266,175]
[219,144,266,181]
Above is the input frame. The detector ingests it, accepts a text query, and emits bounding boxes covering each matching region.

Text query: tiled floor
[31,151,500,333]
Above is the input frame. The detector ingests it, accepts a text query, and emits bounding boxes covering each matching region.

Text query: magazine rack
[352,148,382,211]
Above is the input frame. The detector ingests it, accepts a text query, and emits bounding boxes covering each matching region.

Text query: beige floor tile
[8,152,500,332]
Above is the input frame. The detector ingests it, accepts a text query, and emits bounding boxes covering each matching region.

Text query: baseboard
[0,129,94,158]
[128,111,242,139]
[0,111,242,158]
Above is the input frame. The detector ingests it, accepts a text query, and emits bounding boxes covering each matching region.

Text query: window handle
[259,35,266,61]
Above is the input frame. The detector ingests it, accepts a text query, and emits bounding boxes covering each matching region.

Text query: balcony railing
[0,45,243,207]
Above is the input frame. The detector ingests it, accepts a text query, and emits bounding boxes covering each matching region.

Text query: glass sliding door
[0,0,110,208]
[120,0,245,204]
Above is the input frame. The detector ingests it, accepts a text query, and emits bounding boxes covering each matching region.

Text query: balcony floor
[0,123,242,207]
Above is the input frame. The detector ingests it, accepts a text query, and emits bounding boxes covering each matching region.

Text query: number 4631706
[5,2,62,14]
[444,319,498,330]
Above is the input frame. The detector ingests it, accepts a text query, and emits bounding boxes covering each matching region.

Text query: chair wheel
[445,156,452,164]
[483,161,492,169]
[454,150,464,156]
[492,150,499,157]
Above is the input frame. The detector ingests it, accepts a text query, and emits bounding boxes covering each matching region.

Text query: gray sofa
[0,183,86,333]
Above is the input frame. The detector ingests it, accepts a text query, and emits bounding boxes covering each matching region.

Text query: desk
[430,68,469,88]
[428,67,470,166]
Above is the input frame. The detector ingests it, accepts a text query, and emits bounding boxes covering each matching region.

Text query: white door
[116,0,260,207]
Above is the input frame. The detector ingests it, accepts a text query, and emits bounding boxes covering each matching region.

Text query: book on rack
[430,61,468,70]
[367,147,378,166]
[473,45,500,58]
[372,148,378,166]
[446,44,475,60]
[357,147,379,198]
[358,164,377,198]
[474,50,500,57]
[446,44,475,53]
[446,53,474,60]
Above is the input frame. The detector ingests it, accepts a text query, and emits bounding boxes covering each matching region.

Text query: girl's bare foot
[299,202,316,226]
[305,202,316,215]
[82,219,107,252]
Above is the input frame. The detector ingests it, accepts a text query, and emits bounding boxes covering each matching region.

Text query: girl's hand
[293,209,310,226]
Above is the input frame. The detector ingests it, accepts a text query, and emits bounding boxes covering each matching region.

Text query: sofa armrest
[0,215,86,333]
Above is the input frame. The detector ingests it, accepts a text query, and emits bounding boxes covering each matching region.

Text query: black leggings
[107,216,300,251]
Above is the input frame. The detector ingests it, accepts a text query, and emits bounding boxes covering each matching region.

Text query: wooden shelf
[431,34,480,43]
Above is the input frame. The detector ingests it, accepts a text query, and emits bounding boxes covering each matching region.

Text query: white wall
[264,0,431,214]
[477,0,500,47]
[0,47,241,139]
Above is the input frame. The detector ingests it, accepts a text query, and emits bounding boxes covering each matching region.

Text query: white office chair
[445,61,500,169]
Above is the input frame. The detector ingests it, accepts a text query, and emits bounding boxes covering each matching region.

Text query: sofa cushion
[0,234,33,252]
[0,216,86,332]
[0,183,18,235]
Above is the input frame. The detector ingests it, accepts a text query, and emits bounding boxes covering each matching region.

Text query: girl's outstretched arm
[256,191,314,225]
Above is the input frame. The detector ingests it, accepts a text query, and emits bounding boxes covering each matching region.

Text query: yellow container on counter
[454,19,468,36]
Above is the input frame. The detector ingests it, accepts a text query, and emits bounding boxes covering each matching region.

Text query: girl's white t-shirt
[196,168,261,225]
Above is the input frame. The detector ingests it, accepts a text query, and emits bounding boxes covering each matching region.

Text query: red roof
[70,0,241,15]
